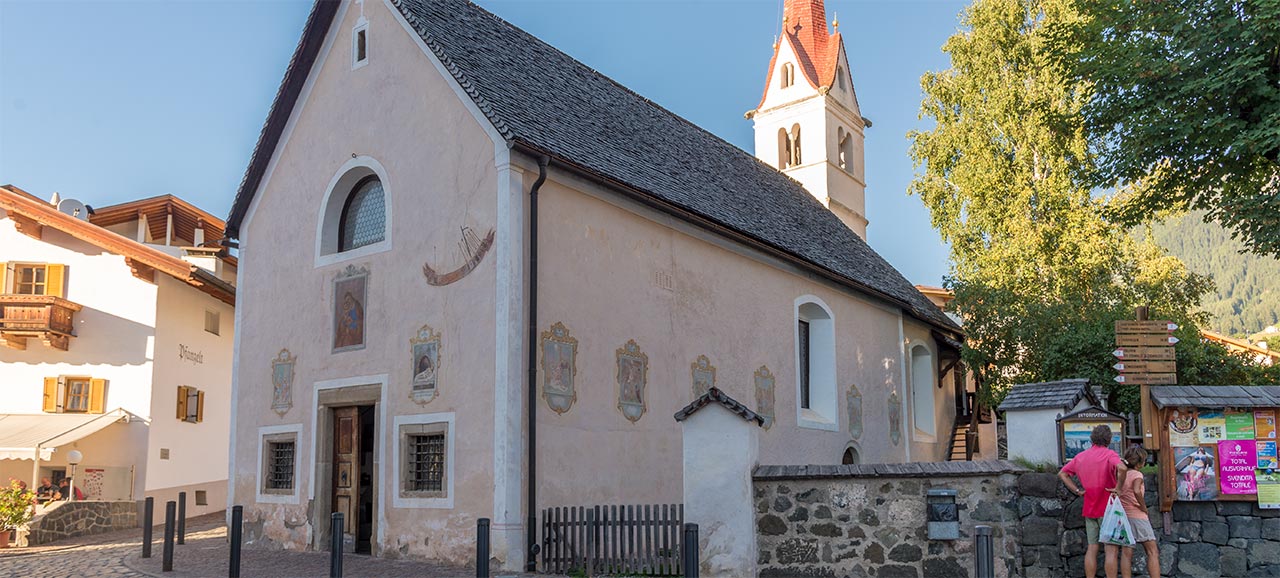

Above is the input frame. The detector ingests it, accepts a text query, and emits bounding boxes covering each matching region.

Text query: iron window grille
[266,441,296,491]
[406,433,445,493]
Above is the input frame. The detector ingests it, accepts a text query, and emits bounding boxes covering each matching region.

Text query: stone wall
[1016,472,1280,578]
[26,501,138,545]
[754,461,1029,578]
[755,465,1280,578]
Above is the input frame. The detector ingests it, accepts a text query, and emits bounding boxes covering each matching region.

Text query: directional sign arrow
[1114,362,1124,371]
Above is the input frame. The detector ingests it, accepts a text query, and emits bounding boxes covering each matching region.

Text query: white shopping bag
[1098,494,1136,546]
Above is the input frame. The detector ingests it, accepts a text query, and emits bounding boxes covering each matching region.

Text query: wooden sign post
[1114,313,1178,450]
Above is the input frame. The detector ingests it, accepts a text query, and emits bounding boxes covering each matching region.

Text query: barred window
[265,440,295,492]
[399,421,449,500]
[338,177,386,252]
[407,434,445,492]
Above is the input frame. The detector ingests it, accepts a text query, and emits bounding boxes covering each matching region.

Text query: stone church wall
[754,466,1280,578]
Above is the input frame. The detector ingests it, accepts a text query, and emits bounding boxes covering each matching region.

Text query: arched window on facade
[910,344,937,439]
[778,128,792,170]
[836,66,846,91]
[338,176,386,252]
[838,129,853,173]
[781,63,795,88]
[842,446,859,465]
[790,124,802,166]
[796,297,836,430]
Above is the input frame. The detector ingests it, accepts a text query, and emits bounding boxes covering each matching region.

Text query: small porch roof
[0,410,128,460]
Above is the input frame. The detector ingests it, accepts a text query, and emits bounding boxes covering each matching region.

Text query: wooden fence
[540,504,684,576]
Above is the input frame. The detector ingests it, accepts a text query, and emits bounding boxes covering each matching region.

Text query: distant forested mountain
[1146,212,1280,336]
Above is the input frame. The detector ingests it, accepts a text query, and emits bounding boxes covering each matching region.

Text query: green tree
[910,0,1277,412]
[1059,0,1280,257]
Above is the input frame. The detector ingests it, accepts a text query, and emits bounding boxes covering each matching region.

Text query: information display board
[1160,406,1280,509]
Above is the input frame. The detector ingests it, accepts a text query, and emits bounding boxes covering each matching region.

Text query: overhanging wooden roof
[0,187,235,306]
[90,194,226,248]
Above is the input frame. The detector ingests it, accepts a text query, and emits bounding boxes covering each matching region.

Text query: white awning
[0,410,129,460]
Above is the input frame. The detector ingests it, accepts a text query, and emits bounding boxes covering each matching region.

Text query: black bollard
[229,506,243,578]
[163,501,176,572]
[476,518,490,578]
[682,523,699,578]
[974,525,994,578]
[142,496,154,558]
[177,492,186,545]
[330,512,344,578]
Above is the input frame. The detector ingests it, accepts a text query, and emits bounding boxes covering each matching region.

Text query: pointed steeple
[783,0,830,63]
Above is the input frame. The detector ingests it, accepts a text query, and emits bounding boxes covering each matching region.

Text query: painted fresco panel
[755,366,775,430]
[410,324,441,403]
[332,266,369,353]
[616,340,648,422]
[541,322,578,414]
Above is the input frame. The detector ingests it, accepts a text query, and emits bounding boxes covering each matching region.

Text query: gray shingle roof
[998,379,1096,412]
[226,0,959,334]
[1149,385,1280,409]
[674,387,765,426]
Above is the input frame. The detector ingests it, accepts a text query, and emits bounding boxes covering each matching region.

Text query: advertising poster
[1258,471,1280,509]
[1198,411,1226,443]
[1257,410,1278,440]
[1168,408,1199,447]
[1259,441,1279,470]
[1174,446,1219,500]
[1219,440,1258,495]
[1226,412,1256,440]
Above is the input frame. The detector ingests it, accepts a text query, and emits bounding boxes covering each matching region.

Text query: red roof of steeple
[756,0,845,109]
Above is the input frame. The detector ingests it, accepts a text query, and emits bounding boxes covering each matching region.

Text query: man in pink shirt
[1059,424,1127,578]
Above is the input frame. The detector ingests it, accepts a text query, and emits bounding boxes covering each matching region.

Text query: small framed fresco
[271,349,296,416]
[332,265,369,353]
[541,322,578,414]
[888,390,903,446]
[691,355,716,397]
[755,366,775,430]
[410,324,441,404]
[847,384,863,440]
[616,340,648,423]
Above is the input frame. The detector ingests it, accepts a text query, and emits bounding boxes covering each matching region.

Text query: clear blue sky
[0,0,967,286]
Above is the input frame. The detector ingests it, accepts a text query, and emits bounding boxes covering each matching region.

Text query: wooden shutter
[44,264,66,297]
[196,390,205,423]
[0,262,7,293]
[176,386,188,420]
[88,378,106,413]
[42,377,58,413]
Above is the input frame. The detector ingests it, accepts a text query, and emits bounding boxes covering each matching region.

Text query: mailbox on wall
[927,489,959,540]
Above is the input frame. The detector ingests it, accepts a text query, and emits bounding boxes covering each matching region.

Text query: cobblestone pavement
[1,513,530,578]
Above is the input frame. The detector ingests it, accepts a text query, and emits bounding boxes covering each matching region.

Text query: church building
[224,0,975,570]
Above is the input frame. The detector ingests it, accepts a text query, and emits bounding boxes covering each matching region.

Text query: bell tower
[747,0,869,238]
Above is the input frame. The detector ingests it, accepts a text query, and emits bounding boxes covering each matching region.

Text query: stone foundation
[26,501,138,545]
[754,462,1028,578]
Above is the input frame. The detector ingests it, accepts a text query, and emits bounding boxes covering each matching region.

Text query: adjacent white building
[0,186,236,516]
[998,378,1100,465]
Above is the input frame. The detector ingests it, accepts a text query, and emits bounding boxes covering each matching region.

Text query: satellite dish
[57,198,89,221]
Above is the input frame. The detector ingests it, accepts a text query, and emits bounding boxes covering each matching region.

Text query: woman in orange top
[1119,446,1158,578]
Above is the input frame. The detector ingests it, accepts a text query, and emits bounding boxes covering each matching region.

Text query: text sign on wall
[179,344,204,364]
[1219,440,1258,495]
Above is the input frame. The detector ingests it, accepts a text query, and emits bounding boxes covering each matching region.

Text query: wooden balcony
[0,295,82,351]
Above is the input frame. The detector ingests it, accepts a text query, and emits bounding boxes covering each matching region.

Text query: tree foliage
[910,0,1279,412]
[1059,0,1280,257]
[1143,211,1280,336]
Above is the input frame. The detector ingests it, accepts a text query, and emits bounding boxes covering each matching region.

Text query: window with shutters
[43,376,106,414]
[396,415,453,505]
[64,378,90,412]
[176,385,204,423]
[262,435,296,494]
[4,263,65,296]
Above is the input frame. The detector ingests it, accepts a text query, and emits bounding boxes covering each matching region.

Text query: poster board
[1057,406,1125,465]
[1159,406,1280,512]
